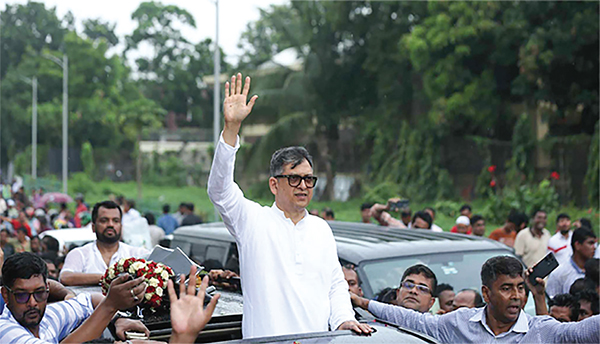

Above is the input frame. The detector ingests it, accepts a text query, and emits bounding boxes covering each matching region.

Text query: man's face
[460,209,471,218]
[575,237,597,260]
[395,273,435,313]
[456,224,469,234]
[453,290,477,310]
[46,262,58,280]
[472,220,486,236]
[412,217,429,229]
[482,274,525,325]
[30,238,41,253]
[505,222,516,233]
[269,160,314,213]
[424,209,435,221]
[438,290,455,312]
[578,300,593,321]
[18,212,27,222]
[360,209,370,223]
[2,276,48,330]
[533,211,547,230]
[93,207,122,244]
[549,305,572,322]
[0,231,8,244]
[557,218,571,234]
[343,268,363,297]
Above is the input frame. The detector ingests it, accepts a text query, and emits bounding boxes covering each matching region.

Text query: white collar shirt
[207,133,354,338]
[547,231,573,266]
[546,258,585,298]
[368,300,600,343]
[60,241,148,278]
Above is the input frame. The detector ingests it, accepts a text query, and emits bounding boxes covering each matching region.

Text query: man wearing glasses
[392,264,437,313]
[207,73,371,338]
[0,252,149,342]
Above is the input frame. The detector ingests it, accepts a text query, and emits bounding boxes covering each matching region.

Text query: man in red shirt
[1,211,32,237]
[74,195,88,228]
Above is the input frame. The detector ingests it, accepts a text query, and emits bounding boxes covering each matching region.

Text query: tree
[83,19,119,48]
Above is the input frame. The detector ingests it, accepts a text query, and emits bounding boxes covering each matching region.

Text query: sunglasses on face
[401,281,432,295]
[4,285,49,304]
[274,174,318,188]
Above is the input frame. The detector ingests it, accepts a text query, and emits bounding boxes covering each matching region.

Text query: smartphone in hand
[528,252,559,285]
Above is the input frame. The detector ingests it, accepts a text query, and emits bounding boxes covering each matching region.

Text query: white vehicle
[39,227,96,253]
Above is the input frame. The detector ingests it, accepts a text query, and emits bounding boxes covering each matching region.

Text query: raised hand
[168,265,220,344]
[223,73,258,125]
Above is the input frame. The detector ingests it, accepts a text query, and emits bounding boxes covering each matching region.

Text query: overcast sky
[5,0,288,65]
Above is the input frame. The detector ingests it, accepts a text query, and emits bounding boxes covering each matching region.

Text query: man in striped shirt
[0,252,149,343]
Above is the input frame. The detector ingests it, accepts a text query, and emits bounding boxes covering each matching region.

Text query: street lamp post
[43,53,68,193]
[18,76,38,180]
[211,0,220,222]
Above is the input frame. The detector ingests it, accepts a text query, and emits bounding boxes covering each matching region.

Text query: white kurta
[207,134,354,338]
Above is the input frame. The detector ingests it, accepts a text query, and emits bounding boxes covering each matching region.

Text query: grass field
[72,180,599,237]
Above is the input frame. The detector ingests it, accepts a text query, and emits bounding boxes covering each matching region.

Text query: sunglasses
[5,285,49,304]
[274,174,318,188]
[400,281,433,295]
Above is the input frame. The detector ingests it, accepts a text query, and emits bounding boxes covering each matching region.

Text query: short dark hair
[569,278,587,295]
[459,204,472,213]
[481,256,524,288]
[579,218,592,229]
[323,207,334,218]
[549,293,580,321]
[556,213,570,223]
[360,203,373,211]
[458,288,485,308]
[92,200,123,224]
[531,209,546,218]
[269,146,313,177]
[575,290,600,315]
[584,258,599,285]
[144,212,156,225]
[16,227,27,236]
[162,204,171,213]
[471,214,484,225]
[401,264,437,295]
[518,212,529,228]
[424,207,436,216]
[375,287,397,304]
[411,211,432,229]
[2,252,48,288]
[571,227,596,252]
[41,236,59,252]
[435,283,453,297]
[507,210,521,226]
[126,199,136,209]
[186,202,195,212]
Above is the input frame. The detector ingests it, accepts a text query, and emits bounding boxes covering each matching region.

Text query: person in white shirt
[121,199,142,224]
[207,73,371,338]
[60,201,148,286]
[424,207,444,232]
[547,213,572,266]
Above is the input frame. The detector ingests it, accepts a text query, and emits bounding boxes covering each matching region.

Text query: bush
[70,172,98,195]
[481,180,559,224]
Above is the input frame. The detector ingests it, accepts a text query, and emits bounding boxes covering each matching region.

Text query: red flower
[488,165,497,173]
[490,180,496,187]
[550,171,560,180]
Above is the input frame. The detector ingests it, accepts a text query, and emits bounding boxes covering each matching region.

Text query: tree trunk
[317,129,335,201]
[136,132,143,200]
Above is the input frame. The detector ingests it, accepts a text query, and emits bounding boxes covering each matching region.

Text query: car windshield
[361,250,512,297]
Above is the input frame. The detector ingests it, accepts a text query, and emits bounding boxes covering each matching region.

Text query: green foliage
[506,113,535,185]
[70,172,98,195]
[362,181,402,205]
[142,153,188,187]
[81,142,96,180]
[584,123,599,207]
[482,180,560,224]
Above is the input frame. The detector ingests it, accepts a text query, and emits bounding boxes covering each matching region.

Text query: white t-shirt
[207,134,354,339]
[547,231,573,266]
[514,227,551,268]
[60,241,148,278]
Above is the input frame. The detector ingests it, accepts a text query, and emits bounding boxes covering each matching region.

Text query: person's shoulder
[66,242,93,255]
[516,228,530,239]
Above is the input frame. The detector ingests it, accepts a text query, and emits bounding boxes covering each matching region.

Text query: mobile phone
[389,199,409,212]
[528,252,559,285]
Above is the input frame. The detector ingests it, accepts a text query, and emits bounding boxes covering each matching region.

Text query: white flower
[131,261,146,271]
[149,278,159,287]
[108,268,115,279]
[161,271,169,280]
[145,292,152,300]
[156,287,163,297]
[128,267,136,274]
[118,258,127,265]
[155,267,163,274]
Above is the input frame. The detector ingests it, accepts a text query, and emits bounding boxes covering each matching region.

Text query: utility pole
[43,53,68,193]
[212,0,220,222]
[18,76,38,180]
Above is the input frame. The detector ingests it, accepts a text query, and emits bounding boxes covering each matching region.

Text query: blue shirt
[369,300,599,343]
[0,293,94,343]
[157,214,179,235]
[546,258,585,298]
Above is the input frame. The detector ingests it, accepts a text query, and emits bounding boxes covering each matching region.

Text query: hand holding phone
[528,252,559,285]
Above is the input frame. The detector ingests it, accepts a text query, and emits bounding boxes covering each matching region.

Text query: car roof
[39,227,96,251]
[173,221,513,265]
[329,221,513,264]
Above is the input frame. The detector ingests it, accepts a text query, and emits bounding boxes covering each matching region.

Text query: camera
[389,199,409,212]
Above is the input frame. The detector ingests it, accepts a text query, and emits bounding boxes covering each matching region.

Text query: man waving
[207,73,371,338]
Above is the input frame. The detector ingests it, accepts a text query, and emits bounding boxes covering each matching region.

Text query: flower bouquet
[101,257,175,313]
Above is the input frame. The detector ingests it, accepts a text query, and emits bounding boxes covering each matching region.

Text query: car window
[361,250,512,297]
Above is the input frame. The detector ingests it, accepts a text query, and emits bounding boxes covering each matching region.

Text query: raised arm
[524,267,548,315]
[222,73,258,146]
[207,73,259,240]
